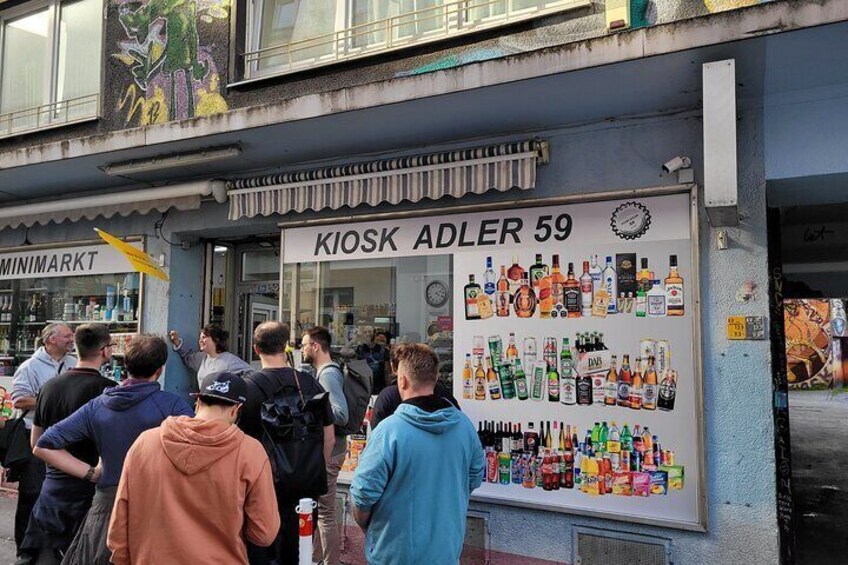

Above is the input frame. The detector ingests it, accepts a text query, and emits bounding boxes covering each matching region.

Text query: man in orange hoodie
[107,371,280,564]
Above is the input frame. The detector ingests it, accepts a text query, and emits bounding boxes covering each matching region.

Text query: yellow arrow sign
[94,228,169,281]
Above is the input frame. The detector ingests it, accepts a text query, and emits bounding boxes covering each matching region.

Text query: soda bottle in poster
[498,452,511,485]
[462,354,473,400]
[590,422,600,453]
[639,360,654,410]
[574,448,583,488]
[599,422,609,454]
[486,448,498,483]
[523,422,539,454]
[513,359,529,401]
[485,357,502,400]
[542,452,552,491]
[496,266,510,317]
[464,275,482,320]
[522,454,535,488]
[551,453,561,491]
[658,370,678,411]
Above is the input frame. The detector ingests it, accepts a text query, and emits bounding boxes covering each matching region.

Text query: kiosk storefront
[278,187,706,531]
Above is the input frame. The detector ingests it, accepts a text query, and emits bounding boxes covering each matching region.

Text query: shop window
[283,255,454,391]
[242,0,588,80]
[241,249,280,281]
[0,0,102,138]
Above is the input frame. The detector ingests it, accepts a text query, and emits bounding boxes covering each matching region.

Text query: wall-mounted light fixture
[103,145,242,176]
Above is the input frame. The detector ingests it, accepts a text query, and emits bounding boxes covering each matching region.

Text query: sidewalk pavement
[0,493,18,564]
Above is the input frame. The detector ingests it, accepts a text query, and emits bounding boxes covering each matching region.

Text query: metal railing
[0,92,100,139]
[243,0,589,79]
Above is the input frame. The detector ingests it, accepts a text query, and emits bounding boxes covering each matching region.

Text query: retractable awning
[227,140,547,221]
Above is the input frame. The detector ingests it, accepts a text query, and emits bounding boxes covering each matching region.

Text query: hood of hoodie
[160,416,243,475]
[33,347,74,369]
[395,402,462,435]
[101,381,162,411]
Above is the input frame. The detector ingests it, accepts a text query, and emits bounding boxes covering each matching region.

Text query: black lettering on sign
[33,255,47,273]
[48,255,59,273]
[457,222,475,247]
[72,252,86,271]
[87,251,98,270]
[60,254,72,272]
[314,232,334,256]
[340,231,360,254]
[361,229,378,253]
[477,219,499,246]
[436,223,457,248]
[500,218,523,245]
[379,227,399,252]
[413,225,433,250]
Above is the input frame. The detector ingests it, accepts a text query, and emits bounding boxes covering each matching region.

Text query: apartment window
[0,0,102,138]
[244,0,589,79]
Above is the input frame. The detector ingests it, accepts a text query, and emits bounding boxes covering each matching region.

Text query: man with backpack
[302,326,366,565]
[239,321,334,565]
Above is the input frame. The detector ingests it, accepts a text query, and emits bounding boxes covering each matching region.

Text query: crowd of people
[2,320,483,565]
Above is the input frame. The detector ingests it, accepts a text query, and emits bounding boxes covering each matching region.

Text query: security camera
[662,156,691,173]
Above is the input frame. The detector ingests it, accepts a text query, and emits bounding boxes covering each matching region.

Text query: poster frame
[277,185,706,532]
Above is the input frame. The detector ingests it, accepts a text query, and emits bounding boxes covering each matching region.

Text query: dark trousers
[15,458,45,557]
[247,502,317,565]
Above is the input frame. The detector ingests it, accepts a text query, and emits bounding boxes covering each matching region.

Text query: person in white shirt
[168,325,252,390]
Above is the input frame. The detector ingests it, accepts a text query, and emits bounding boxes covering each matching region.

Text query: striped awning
[227,140,546,220]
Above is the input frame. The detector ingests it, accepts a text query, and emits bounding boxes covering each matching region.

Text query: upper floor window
[243,0,590,80]
[0,0,102,138]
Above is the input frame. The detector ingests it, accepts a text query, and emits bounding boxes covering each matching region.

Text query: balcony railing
[242,0,591,81]
[0,93,100,140]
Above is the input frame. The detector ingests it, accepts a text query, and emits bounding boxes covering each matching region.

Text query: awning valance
[227,140,546,220]
[0,181,226,230]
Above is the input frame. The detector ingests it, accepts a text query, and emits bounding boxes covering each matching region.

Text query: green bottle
[590,422,600,453]
[514,360,529,401]
[599,421,609,454]
[621,424,633,452]
[636,287,647,317]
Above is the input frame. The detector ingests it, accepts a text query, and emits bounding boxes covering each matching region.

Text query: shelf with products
[44,319,138,326]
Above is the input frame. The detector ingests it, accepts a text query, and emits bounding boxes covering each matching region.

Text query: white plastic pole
[295,497,317,565]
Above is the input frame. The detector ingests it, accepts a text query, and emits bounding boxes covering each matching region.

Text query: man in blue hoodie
[350,343,485,565]
[33,334,193,565]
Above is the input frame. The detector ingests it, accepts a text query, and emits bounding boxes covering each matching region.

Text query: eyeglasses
[101,343,116,351]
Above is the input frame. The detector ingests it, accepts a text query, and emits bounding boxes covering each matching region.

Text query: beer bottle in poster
[499,364,516,399]
[665,254,684,316]
[560,339,576,405]
[539,269,553,319]
[506,333,519,361]
[514,277,537,318]
[463,354,473,399]
[547,362,560,402]
[483,256,497,296]
[545,421,553,451]
[523,337,537,374]
[658,369,678,411]
[507,255,525,295]
[550,254,566,316]
[564,263,581,318]
[485,356,502,400]
[474,357,487,400]
[559,421,567,452]
[617,355,631,408]
[513,359,529,401]
[580,261,594,317]
[629,360,643,409]
[464,275,482,320]
[604,355,618,405]
[576,371,593,405]
[523,422,539,454]
[496,266,510,317]
[529,254,549,289]
[642,357,658,410]
[603,256,618,313]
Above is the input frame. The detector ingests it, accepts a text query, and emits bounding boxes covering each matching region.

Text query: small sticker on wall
[610,202,652,240]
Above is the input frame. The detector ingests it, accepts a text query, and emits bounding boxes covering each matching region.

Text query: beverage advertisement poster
[452,192,704,529]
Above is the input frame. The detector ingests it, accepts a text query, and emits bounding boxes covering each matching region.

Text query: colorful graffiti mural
[784,299,847,390]
[113,0,229,126]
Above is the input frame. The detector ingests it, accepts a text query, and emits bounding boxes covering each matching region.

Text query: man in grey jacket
[301,326,348,565]
[10,323,76,564]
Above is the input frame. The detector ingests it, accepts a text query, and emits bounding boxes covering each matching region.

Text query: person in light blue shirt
[350,343,485,565]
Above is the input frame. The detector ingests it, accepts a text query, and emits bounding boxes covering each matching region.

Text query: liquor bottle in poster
[603,256,618,313]
[483,257,497,296]
[647,280,667,317]
[564,263,580,318]
[580,261,593,317]
[665,255,684,316]
[507,255,525,295]
[464,275,482,320]
[496,266,510,317]
[529,254,549,289]
[551,254,566,317]
[514,277,537,318]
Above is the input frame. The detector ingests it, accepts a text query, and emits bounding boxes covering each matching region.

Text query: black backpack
[245,370,329,501]
[321,359,373,436]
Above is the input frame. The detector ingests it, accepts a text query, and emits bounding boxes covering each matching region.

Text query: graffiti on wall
[784,299,843,390]
[113,0,229,126]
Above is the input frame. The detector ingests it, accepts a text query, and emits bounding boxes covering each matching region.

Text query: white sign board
[0,243,138,280]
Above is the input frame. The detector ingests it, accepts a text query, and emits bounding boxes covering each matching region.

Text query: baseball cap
[191,371,248,405]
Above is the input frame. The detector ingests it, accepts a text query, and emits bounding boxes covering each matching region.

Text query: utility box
[606,0,631,32]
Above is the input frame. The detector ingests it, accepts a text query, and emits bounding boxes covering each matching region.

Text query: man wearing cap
[107,371,280,565]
